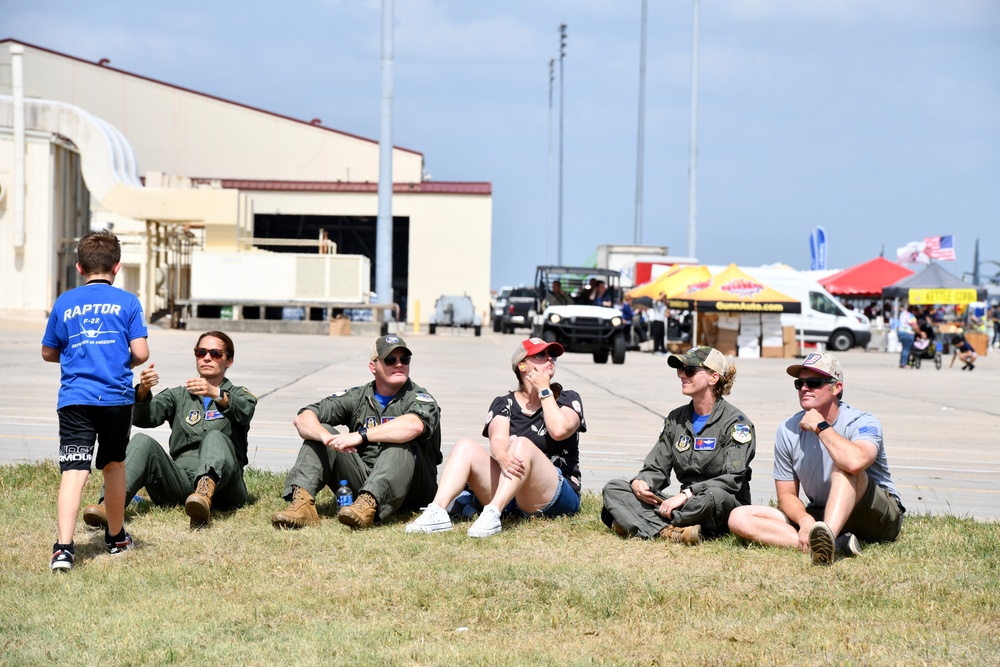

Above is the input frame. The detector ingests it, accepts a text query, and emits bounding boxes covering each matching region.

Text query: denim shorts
[504,471,581,519]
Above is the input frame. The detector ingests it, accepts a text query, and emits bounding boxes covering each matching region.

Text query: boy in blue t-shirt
[41,230,150,571]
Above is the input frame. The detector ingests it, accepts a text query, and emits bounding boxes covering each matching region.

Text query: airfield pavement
[2,317,997,521]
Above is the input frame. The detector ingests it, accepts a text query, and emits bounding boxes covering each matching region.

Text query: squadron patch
[415,393,435,403]
[185,410,202,426]
[675,435,692,452]
[732,423,752,444]
[330,389,349,397]
[694,437,716,451]
[365,416,378,429]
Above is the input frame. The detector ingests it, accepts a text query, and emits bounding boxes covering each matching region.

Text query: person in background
[649,293,668,355]
[950,334,977,371]
[895,305,917,369]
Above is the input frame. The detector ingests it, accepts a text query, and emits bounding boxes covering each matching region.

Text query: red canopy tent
[819,257,914,298]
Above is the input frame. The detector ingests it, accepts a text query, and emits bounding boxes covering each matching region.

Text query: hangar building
[0,39,492,331]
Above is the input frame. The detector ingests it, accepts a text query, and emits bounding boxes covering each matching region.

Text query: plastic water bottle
[336,480,353,508]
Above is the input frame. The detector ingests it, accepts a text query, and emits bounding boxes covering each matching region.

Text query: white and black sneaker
[105,530,135,555]
[50,543,74,572]
[808,521,836,566]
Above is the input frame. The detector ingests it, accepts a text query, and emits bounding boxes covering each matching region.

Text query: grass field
[2,461,998,666]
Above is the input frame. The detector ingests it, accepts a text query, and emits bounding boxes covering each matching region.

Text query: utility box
[190,252,371,303]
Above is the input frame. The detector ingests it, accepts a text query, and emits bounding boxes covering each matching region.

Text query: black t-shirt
[483,390,586,493]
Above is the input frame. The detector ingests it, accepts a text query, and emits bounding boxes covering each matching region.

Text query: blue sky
[5,0,1000,289]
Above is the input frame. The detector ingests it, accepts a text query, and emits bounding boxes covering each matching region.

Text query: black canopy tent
[882,263,987,303]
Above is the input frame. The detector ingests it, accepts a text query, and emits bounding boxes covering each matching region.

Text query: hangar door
[252,214,410,319]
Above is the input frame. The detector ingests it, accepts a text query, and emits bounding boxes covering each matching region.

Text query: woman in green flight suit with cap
[601,345,756,544]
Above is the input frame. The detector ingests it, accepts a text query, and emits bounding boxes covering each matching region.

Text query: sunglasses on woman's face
[794,377,834,390]
[678,366,704,377]
[194,347,226,360]
[528,351,556,363]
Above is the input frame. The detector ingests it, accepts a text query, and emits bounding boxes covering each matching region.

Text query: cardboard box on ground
[328,315,351,336]
[696,313,796,358]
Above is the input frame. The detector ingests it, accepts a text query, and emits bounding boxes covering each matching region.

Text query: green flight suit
[282,378,442,521]
[601,397,755,538]
[118,378,257,509]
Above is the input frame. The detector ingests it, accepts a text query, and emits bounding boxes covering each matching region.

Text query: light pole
[686,0,700,259]
[558,24,566,266]
[547,58,555,265]
[634,0,648,245]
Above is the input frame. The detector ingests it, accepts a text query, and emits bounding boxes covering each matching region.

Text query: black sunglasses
[383,354,411,366]
[528,351,556,363]
[194,347,226,360]
[678,366,704,377]
[794,377,835,390]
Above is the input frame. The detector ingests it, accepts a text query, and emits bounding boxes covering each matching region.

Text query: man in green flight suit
[272,334,442,530]
[83,331,257,529]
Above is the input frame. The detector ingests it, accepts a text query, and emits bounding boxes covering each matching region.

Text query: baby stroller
[909,335,942,369]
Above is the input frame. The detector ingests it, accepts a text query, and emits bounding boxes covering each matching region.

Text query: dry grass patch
[2,462,998,665]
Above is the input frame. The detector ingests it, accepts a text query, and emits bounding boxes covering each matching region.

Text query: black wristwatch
[816,421,831,433]
[358,427,369,444]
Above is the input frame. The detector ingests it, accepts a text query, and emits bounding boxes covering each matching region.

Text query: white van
[740,266,872,351]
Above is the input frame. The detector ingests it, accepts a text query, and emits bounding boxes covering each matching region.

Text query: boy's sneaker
[50,544,74,572]
[835,532,862,558]
[405,503,454,533]
[105,530,135,555]
[809,521,836,566]
[468,506,503,538]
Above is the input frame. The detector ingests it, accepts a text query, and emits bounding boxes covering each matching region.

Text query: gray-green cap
[667,346,730,376]
[370,334,411,361]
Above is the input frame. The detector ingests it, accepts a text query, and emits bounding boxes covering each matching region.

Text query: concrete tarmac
[3,318,997,521]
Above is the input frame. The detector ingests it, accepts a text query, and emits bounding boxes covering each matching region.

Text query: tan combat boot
[83,502,108,529]
[338,491,378,529]
[185,476,216,529]
[271,486,320,529]
[657,523,703,546]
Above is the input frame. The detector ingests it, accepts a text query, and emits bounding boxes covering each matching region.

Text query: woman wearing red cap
[406,337,586,538]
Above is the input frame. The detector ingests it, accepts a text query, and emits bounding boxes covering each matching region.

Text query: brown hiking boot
[83,502,108,529]
[185,476,216,529]
[610,520,628,537]
[657,524,703,546]
[338,491,377,530]
[271,486,320,529]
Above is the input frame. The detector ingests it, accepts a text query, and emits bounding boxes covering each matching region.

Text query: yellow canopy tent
[627,265,712,300]
[670,264,802,313]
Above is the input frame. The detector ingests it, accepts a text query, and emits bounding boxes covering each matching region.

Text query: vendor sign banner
[908,288,978,305]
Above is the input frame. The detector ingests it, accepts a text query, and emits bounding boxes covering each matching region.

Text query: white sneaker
[405,503,453,534]
[468,506,503,538]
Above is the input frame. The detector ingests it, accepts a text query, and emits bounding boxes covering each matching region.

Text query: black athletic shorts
[57,404,133,472]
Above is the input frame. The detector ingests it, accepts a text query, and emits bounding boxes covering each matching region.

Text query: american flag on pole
[924,235,956,261]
